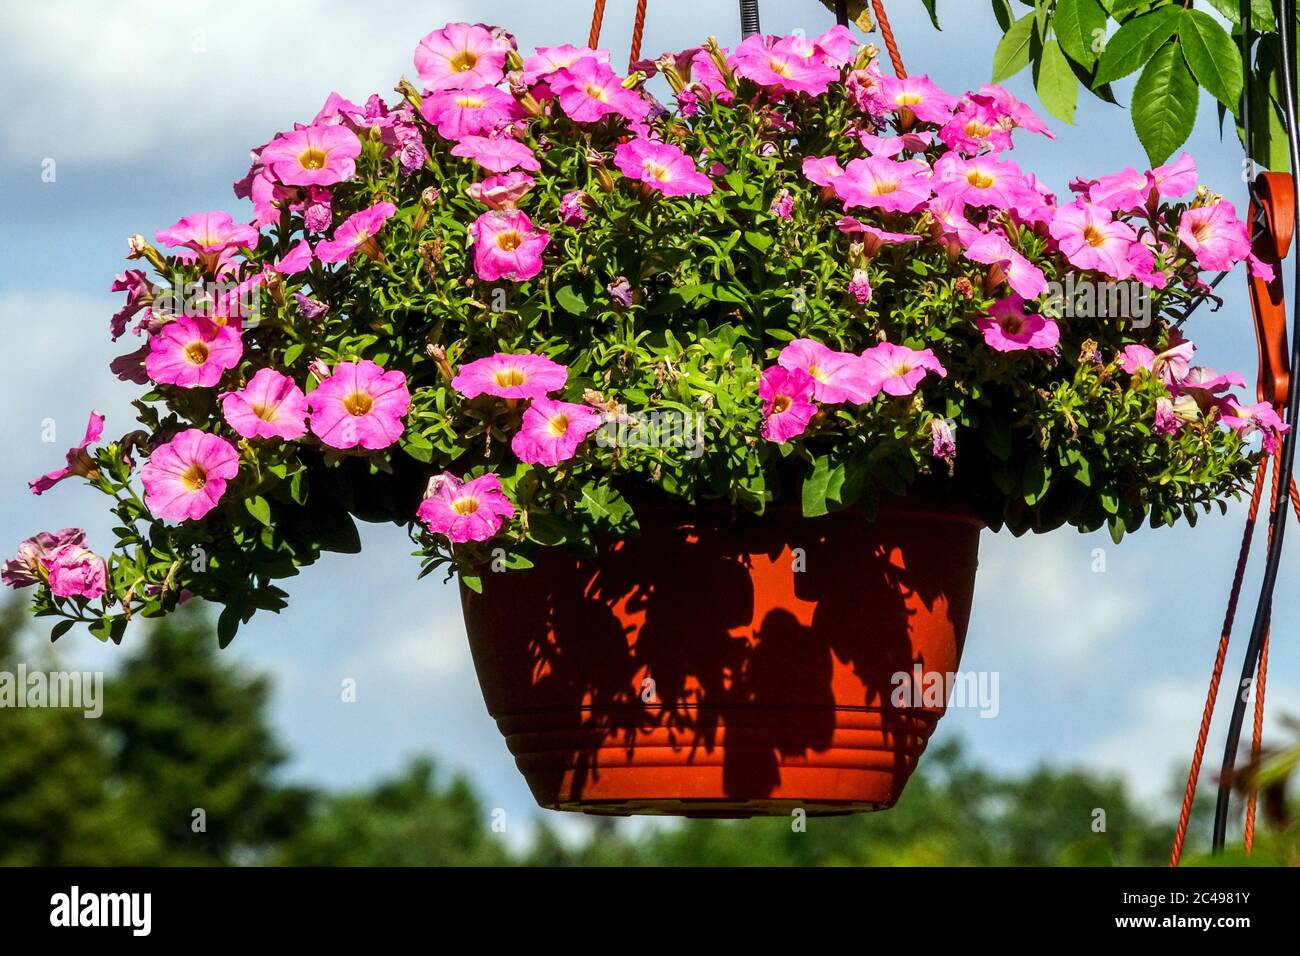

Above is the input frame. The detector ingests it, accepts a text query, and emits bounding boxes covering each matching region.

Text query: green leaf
[992,0,1015,32]
[1095,6,1183,84]
[1179,9,1244,110]
[920,0,941,30]
[245,494,272,527]
[1054,0,1108,67]
[993,14,1037,82]
[50,620,75,642]
[555,284,588,316]
[217,604,242,647]
[1132,39,1199,166]
[1205,0,1276,31]
[802,456,837,518]
[1107,0,1153,18]
[1035,39,1079,123]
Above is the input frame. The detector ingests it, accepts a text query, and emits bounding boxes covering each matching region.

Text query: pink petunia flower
[1087,167,1153,214]
[614,139,713,196]
[420,86,521,139]
[414,22,510,91]
[760,366,817,443]
[469,209,550,281]
[1121,339,1195,385]
[1049,200,1137,279]
[730,34,839,97]
[259,125,362,187]
[970,85,1054,139]
[466,171,535,209]
[110,270,155,341]
[155,211,260,258]
[275,239,315,274]
[416,472,515,543]
[934,154,1036,213]
[860,342,947,397]
[848,268,873,305]
[1221,400,1290,453]
[963,231,1048,299]
[30,411,104,495]
[315,201,397,264]
[550,58,647,123]
[510,398,604,466]
[977,295,1060,353]
[1152,153,1198,198]
[931,418,957,462]
[1178,202,1251,272]
[778,339,876,404]
[450,134,542,173]
[220,368,309,440]
[145,317,243,388]
[452,352,567,400]
[560,190,590,226]
[802,155,845,188]
[770,189,794,219]
[835,217,922,257]
[3,528,88,590]
[939,98,1013,155]
[1154,397,1182,436]
[41,543,108,600]
[877,74,959,125]
[522,45,611,84]
[141,429,240,522]
[307,360,410,450]
[834,156,932,214]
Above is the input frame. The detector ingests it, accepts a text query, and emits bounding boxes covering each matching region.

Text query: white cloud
[1,0,469,167]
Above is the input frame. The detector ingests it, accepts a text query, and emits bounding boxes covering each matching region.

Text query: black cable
[1212,0,1300,853]
[739,0,761,39]
[835,0,849,28]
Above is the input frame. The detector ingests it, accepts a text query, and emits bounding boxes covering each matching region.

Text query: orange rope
[870,0,908,78]
[588,0,608,49]
[1169,454,1270,866]
[629,0,648,71]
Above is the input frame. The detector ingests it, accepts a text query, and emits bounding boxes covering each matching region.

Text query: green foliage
[980,0,1295,167]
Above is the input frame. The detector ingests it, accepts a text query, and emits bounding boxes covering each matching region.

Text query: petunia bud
[426,343,455,382]
[309,358,331,382]
[393,76,423,111]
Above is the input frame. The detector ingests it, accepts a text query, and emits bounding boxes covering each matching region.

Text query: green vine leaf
[1132,38,1199,166]
[1054,0,1108,67]
[1095,5,1183,85]
[1036,39,1080,123]
[992,13,1037,82]
[1179,8,1244,111]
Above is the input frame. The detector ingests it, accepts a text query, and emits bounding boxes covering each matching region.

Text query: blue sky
[2,0,1297,846]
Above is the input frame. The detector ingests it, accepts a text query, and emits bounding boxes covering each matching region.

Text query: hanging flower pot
[463,495,980,814]
[4,14,1270,819]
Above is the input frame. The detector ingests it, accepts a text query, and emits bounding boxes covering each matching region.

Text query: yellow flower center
[966,170,995,189]
[449,50,478,73]
[965,120,992,139]
[452,495,480,515]
[641,160,672,182]
[584,83,609,102]
[493,368,526,388]
[771,395,792,414]
[495,230,523,251]
[343,392,373,416]
[180,464,207,491]
[184,342,210,365]
[1193,222,1210,243]
[871,180,900,195]
[768,58,792,78]
[250,403,278,423]
[807,364,827,383]
[897,92,923,106]
[1083,225,1107,248]
[547,414,571,437]
[298,147,329,170]
[456,95,486,109]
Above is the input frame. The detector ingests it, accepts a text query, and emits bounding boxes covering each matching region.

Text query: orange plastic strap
[1248,171,1296,408]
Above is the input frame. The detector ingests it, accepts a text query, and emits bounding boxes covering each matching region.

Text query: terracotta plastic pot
[461,498,981,817]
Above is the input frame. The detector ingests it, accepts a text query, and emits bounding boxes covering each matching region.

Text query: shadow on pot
[461,497,980,817]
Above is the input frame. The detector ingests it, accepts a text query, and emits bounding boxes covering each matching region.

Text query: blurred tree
[271,758,511,866]
[0,602,309,865]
